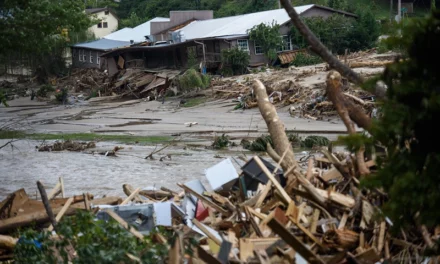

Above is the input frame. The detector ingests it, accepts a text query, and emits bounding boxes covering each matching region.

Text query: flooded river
[0,140,249,200]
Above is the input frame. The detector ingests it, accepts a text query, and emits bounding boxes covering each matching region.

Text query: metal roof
[72,38,131,51]
[103,17,170,43]
[85,8,108,14]
[176,5,314,40]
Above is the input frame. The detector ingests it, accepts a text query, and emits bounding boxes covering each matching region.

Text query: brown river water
[0,140,258,200]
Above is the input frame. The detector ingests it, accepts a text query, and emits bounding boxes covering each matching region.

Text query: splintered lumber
[169,235,181,264]
[105,209,144,240]
[134,74,155,88]
[267,217,325,264]
[48,197,74,232]
[254,156,292,204]
[192,218,222,245]
[47,180,61,200]
[122,184,143,203]
[314,188,355,208]
[322,229,359,249]
[0,235,17,250]
[177,183,229,215]
[197,245,222,264]
[121,188,141,205]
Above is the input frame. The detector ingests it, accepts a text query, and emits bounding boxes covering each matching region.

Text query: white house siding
[88,11,118,39]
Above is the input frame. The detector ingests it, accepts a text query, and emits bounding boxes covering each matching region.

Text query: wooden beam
[254,156,292,204]
[267,218,325,264]
[105,209,144,240]
[178,183,229,215]
[192,218,222,246]
[121,188,141,205]
[48,197,74,232]
[59,177,65,198]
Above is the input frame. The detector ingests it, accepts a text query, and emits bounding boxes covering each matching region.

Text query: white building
[86,7,118,39]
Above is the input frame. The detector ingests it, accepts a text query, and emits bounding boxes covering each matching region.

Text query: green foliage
[187,47,199,70]
[242,135,274,152]
[0,90,7,107]
[0,0,92,55]
[300,135,330,148]
[14,211,171,263]
[290,53,323,67]
[248,21,283,60]
[212,134,231,149]
[358,10,440,230]
[55,88,68,103]
[291,9,380,54]
[328,0,347,10]
[36,85,55,98]
[221,48,250,76]
[177,69,211,92]
[119,12,146,29]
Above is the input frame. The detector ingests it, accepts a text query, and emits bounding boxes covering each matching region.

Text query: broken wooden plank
[105,209,144,240]
[254,156,292,204]
[0,235,17,250]
[267,217,325,264]
[121,188,141,205]
[48,197,74,232]
[178,183,229,215]
[192,218,222,245]
[314,188,355,208]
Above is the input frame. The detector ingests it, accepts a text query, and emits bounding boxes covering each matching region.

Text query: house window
[90,51,93,63]
[97,52,100,65]
[97,22,102,28]
[254,42,263,55]
[278,35,292,52]
[103,22,108,28]
[237,39,249,53]
[78,50,82,62]
[82,50,86,62]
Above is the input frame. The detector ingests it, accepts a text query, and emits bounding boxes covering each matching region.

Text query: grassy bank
[0,131,172,144]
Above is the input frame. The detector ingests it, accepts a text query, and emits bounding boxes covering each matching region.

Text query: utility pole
[278,0,281,9]
[390,0,393,22]
[397,0,401,22]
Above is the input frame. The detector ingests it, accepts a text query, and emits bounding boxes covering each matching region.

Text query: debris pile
[37,140,96,152]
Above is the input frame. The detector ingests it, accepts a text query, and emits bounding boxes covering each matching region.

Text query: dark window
[105,10,109,15]
[103,22,108,28]
[97,22,102,28]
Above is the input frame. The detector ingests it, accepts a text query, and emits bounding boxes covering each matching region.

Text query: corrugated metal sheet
[278,49,307,65]
[103,17,170,43]
[72,39,131,51]
[176,5,314,40]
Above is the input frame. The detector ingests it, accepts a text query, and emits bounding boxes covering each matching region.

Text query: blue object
[18,236,43,249]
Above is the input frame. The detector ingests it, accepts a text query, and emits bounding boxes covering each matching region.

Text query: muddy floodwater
[0,140,251,200]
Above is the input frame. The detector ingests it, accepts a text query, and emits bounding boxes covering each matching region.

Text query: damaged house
[99,5,356,74]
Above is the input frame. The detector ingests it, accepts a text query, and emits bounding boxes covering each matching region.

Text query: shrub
[36,84,55,97]
[221,48,250,76]
[242,135,273,151]
[290,53,323,67]
[212,134,231,149]
[177,69,211,93]
[300,135,330,148]
[55,88,68,102]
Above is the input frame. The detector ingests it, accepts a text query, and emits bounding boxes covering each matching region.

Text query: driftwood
[322,229,360,250]
[349,60,392,68]
[122,184,144,203]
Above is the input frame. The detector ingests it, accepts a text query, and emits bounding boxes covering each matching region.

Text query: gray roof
[85,8,108,14]
[72,38,131,51]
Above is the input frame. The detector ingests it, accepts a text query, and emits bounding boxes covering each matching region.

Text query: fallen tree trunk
[349,60,393,68]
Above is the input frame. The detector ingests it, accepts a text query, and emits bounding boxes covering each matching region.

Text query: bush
[55,88,68,102]
[221,48,250,76]
[248,21,282,60]
[301,135,330,148]
[14,211,173,263]
[241,135,273,151]
[212,134,231,149]
[177,69,211,93]
[36,84,55,97]
[290,53,323,67]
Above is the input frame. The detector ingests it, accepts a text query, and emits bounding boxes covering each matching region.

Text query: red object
[195,200,209,221]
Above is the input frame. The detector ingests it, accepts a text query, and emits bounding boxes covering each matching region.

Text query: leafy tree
[221,48,250,76]
[248,21,283,60]
[119,12,146,29]
[84,0,119,9]
[328,0,347,10]
[346,8,380,51]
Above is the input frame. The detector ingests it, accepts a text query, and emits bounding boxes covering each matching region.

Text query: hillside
[111,0,435,22]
